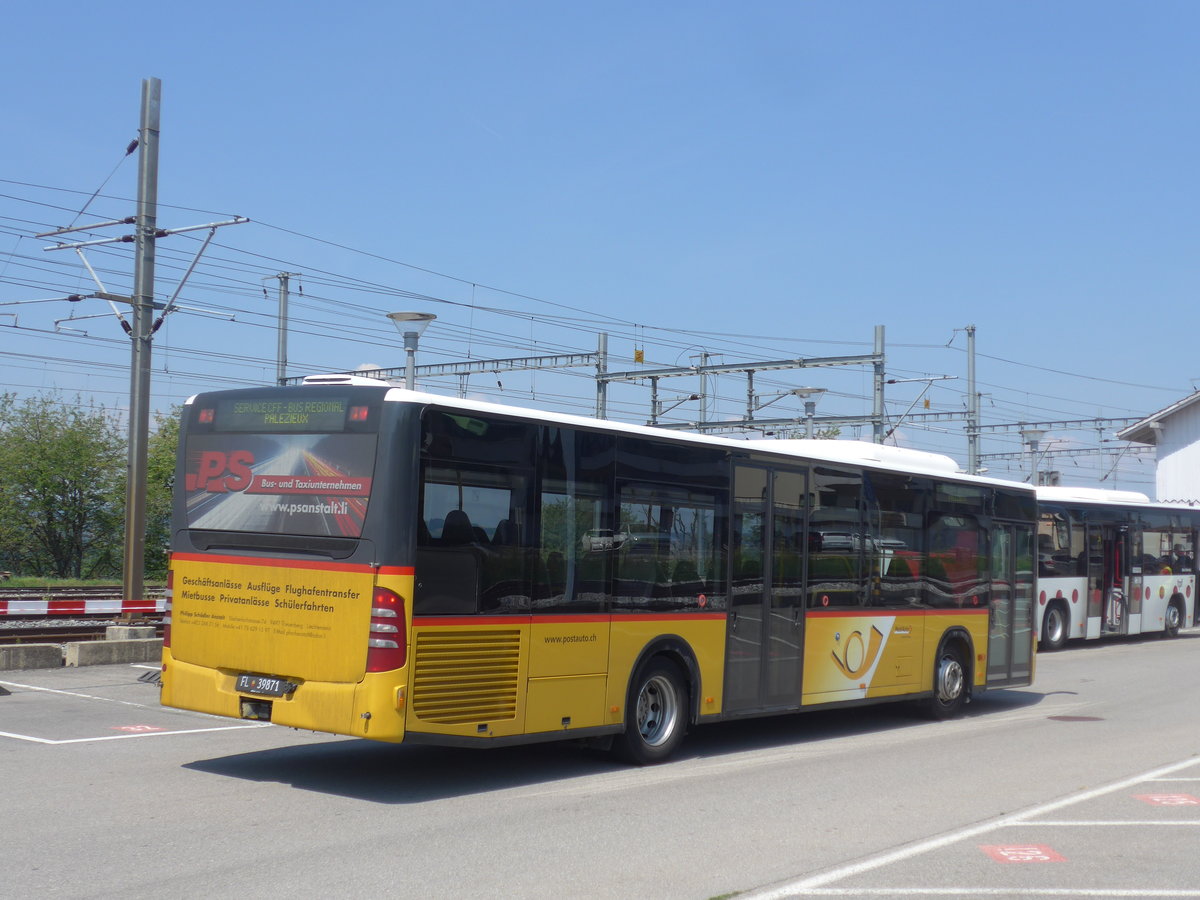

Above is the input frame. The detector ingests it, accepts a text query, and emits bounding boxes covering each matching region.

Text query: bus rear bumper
[160,649,409,742]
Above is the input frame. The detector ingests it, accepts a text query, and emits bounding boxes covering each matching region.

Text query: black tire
[613,658,688,765]
[925,642,968,720]
[1164,599,1183,638]
[1041,601,1069,651]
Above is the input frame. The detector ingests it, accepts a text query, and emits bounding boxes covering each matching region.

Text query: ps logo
[186,450,255,493]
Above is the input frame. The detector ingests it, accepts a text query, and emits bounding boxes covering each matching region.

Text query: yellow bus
[162,375,1036,763]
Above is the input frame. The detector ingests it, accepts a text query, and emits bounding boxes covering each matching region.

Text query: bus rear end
[161,378,416,741]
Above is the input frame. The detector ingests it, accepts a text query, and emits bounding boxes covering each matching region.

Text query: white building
[1117,392,1200,505]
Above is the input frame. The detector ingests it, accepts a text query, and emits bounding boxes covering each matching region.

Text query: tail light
[366,587,407,672]
[163,569,173,648]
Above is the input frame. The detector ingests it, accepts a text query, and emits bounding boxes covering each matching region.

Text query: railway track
[0,618,164,646]
[0,587,165,645]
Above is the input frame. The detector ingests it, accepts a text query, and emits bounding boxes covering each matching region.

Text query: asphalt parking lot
[748,755,1200,898]
[0,663,272,746]
[3,653,1200,900]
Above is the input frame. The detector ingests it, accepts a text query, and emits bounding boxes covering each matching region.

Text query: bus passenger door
[1100,528,1130,635]
[987,523,1035,686]
[724,465,806,713]
[1126,525,1143,633]
[1085,524,1105,638]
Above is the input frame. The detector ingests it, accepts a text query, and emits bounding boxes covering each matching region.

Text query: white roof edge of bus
[305,382,1034,491]
[1036,486,1152,505]
[744,439,963,476]
[302,374,394,387]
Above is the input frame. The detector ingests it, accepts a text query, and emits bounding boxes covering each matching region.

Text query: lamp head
[387,311,437,338]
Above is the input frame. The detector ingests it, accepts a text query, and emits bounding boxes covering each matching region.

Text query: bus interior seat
[441,509,474,545]
[493,518,516,545]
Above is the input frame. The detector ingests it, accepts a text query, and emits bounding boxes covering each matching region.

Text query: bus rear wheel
[925,643,968,720]
[613,658,687,765]
[1041,601,1068,650]
[1164,600,1183,638]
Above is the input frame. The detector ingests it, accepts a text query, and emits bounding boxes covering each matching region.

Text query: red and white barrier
[0,598,167,616]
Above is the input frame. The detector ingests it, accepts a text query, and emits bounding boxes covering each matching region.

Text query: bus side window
[613,484,721,612]
[1173,538,1194,573]
[925,513,984,608]
[863,471,928,608]
[537,484,609,612]
[416,465,531,614]
[808,467,865,607]
[415,508,483,615]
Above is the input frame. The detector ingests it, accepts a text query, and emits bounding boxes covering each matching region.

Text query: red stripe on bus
[925,606,989,615]
[805,606,988,618]
[169,554,412,576]
[414,615,532,626]
[413,611,727,627]
[170,553,376,574]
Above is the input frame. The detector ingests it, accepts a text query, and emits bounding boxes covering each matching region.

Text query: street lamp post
[792,387,827,438]
[1020,425,1047,483]
[387,312,437,390]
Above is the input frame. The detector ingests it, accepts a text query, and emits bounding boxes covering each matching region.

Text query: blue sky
[2,1,1197,491]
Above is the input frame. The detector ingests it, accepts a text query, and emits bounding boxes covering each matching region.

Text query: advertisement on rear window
[184,433,377,537]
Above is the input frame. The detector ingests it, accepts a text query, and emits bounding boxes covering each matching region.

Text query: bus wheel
[614,658,687,765]
[1164,600,1183,638]
[926,643,967,720]
[1041,602,1068,650]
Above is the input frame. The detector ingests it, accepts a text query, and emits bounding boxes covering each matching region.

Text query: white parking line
[746,757,1200,899]
[0,676,271,744]
[0,678,160,709]
[783,890,1200,897]
[1006,820,1200,827]
[0,723,271,745]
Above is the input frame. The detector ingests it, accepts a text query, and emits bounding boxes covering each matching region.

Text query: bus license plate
[235,674,296,697]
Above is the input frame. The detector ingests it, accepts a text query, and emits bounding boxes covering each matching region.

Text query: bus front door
[724,465,807,713]
[1100,528,1130,635]
[987,522,1035,686]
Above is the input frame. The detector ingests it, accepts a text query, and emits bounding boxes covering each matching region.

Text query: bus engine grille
[411,630,522,724]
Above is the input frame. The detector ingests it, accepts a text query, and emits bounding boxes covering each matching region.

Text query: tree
[144,409,180,580]
[0,394,125,578]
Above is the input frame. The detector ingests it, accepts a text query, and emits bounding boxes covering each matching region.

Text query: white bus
[1035,486,1197,649]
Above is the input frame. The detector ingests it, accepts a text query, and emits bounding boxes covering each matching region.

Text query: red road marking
[980,845,1066,863]
[1135,793,1200,806]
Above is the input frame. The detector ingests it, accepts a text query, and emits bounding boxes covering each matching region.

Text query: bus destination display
[215,397,351,432]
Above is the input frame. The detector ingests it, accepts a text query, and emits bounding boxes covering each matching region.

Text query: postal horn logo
[831,625,885,679]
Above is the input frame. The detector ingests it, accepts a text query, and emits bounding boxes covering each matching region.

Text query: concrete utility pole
[966,324,980,474]
[595,332,608,418]
[872,325,886,443]
[40,79,246,606]
[274,272,300,385]
[123,77,161,607]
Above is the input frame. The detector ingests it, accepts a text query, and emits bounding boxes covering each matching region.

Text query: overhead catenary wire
[0,178,1172,490]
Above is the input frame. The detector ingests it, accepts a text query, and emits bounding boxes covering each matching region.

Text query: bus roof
[1036,486,1152,506]
[194,376,1033,495]
[744,439,963,476]
[376,382,1031,494]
